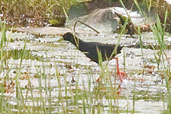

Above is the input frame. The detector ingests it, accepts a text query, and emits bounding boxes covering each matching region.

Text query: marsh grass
[0,1,130,113]
[0,20,12,113]
[145,3,171,114]
[0,0,170,114]
[134,1,171,113]
[153,12,171,114]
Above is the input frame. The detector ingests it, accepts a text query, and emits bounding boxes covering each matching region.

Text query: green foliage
[0,1,170,114]
[0,21,7,48]
[0,0,80,26]
[49,18,65,26]
[0,0,77,17]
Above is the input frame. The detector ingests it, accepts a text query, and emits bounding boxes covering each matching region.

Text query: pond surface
[0,28,171,114]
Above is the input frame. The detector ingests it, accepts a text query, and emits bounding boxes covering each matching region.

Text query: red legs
[96,57,127,95]
[96,77,100,83]
[96,57,127,83]
[114,57,127,82]
[114,57,127,94]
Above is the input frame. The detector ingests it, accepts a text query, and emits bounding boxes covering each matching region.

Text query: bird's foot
[117,84,122,95]
[71,77,76,83]
[117,71,127,82]
[96,76,101,83]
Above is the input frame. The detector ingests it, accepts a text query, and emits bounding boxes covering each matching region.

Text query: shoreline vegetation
[0,0,78,27]
[0,0,170,33]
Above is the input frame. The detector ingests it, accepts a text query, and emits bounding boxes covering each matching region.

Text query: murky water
[0,29,171,114]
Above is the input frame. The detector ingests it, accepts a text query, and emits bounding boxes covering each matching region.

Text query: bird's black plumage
[63,32,123,64]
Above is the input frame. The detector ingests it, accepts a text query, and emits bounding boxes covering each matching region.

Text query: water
[0,29,170,113]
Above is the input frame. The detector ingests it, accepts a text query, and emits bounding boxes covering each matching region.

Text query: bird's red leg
[96,57,127,83]
[115,57,127,82]
[96,76,101,82]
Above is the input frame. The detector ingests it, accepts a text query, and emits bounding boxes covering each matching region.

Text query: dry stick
[74,20,100,34]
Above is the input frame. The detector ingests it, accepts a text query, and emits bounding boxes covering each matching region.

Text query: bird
[63,32,139,82]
